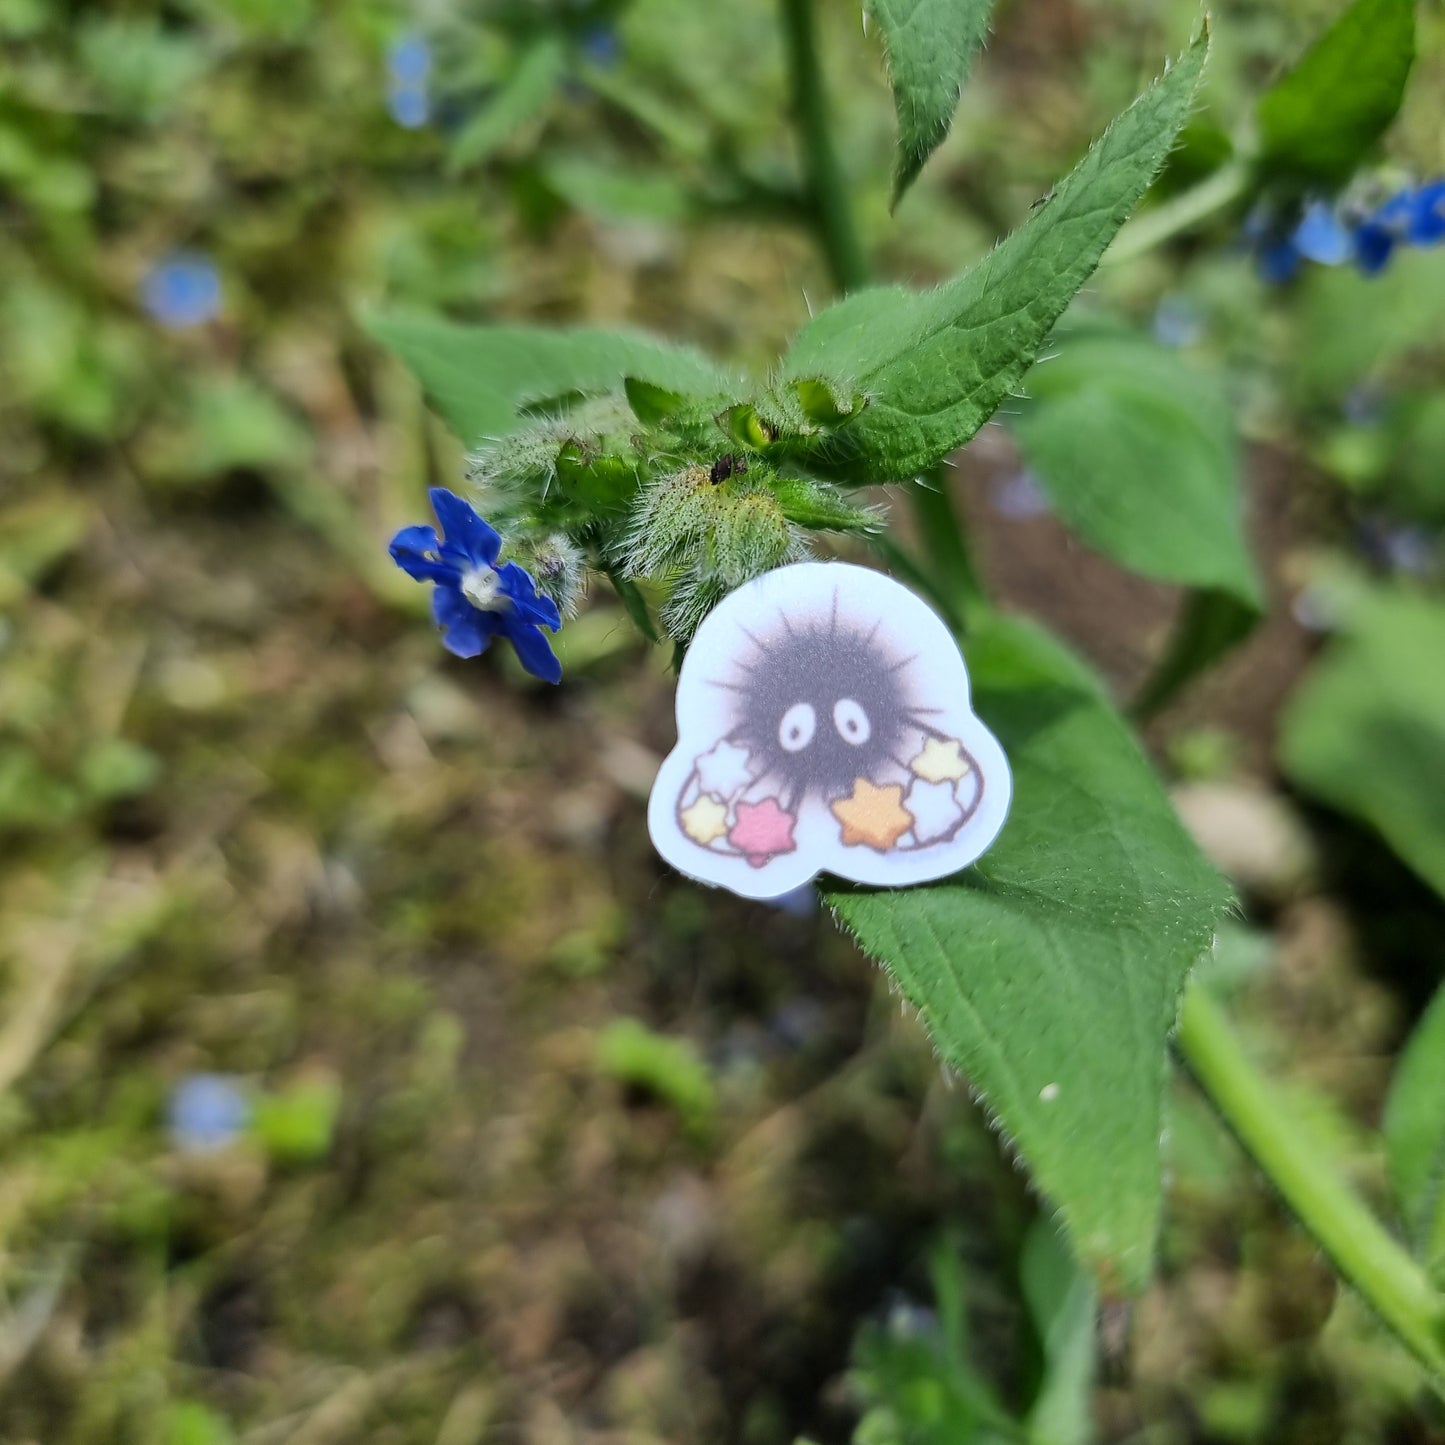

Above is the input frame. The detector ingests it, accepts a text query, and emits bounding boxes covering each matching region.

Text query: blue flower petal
[168,1073,250,1153]
[142,251,223,330]
[389,83,430,129]
[1257,238,1302,284]
[1407,179,1445,245]
[1292,202,1353,265]
[1373,191,1415,230]
[504,616,563,684]
[496,561,562,630]
[433,585,498,658]
[388,33,432,85]
[430,488,502,566]
[389,524,459,584]
[1354,222,1396,275]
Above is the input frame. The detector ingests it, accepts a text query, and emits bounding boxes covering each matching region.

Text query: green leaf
[866,0,996,205]
[605,568,660,643]
[825,613,1230,1290]
[1384,986,1445,1279]
[542,154,693,224]
[446,34,567,174]
[1011,325,1261,606]
[782,32,1209,482]
[1279,588,1445,900]
[252,1076,341,1167]
[166,1402,236,1445]
[597,1018,716,1142]
[623,375,688,427]
[366,311,734,447]
[1010,324,1262,713]
[1256,0,1414,188]
[770,477,881,533]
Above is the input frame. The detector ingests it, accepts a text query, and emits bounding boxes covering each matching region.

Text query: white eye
[833,698,871,746]
[778,702,816,752]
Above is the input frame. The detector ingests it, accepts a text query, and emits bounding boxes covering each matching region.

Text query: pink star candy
[728,798,797,868]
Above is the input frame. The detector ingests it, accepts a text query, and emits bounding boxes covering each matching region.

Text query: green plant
[373,0,1445,1402]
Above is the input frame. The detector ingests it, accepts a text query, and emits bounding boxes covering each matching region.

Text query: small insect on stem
[710,454,748,484]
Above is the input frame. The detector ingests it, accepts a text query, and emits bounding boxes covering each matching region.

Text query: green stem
[1176,984,1445,1386]
[910,473,985,633]
[775,0,982,627]
[778,0,869,292]
[1105,159,1251,267]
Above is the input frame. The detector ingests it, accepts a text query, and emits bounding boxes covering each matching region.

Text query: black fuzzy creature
[717,597,931,806]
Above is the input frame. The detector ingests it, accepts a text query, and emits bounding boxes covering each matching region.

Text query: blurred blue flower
[1255,234,1302,284]
[169,1073,250,1153]
[990,468,1050,521]
[386,32,431,128]
[1292,201,1354,265]
[578,24,620,67]
[141,251,221,329]
[1410,178,1445,244]
[389,84,430,128]
[1152,294,1206,348]
[390,488,563,683]
[1353,181,1445,275]
[1252,181,1445,283]
[387,33,431,85]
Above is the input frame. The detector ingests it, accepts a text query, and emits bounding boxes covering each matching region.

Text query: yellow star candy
[909,736,972,785]
[680,793,730,846]
[831,778,913,852]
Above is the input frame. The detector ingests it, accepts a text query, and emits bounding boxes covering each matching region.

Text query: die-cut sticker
[647,561,1012,899]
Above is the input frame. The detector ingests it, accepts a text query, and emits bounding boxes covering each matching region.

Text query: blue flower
[386,32,431,128]
[1353,180,1445,275]
[387,33,431,86]
[390,489,563,683]
[141,251,221,329]
[1292,201,1354,265]
[1409,178,1445,244]
[1354,190,1416,275]
[168,1073,250,1153]
[578,24,620,67]
[389,84,430,128]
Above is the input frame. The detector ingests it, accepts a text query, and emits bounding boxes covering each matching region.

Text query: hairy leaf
[866,0,995,205]
[1256,0,1414,188]
[1384,985,1445,1279]
[826,614,1230,1290]
[366,311,734,447]
[1279,588,1445,900]
[1011,325,1262,711]
[782,32,1208,482]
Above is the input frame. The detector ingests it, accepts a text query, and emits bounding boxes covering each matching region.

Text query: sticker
[647,561,1011,899]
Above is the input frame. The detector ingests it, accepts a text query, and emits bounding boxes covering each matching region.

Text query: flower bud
[520,533,587,617]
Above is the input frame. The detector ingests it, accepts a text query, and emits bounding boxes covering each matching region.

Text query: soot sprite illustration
[717,598,933,809]
[650,561,1012,898]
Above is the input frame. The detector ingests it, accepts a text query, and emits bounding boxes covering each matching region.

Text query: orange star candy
[830,777,914,852]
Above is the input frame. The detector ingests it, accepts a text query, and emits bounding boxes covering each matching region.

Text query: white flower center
[460,565,507,612]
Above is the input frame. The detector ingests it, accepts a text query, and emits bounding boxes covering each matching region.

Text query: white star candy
[906,777,966,845]
[694,739,755,800]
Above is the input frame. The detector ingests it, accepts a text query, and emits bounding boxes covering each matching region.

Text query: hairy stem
[778,0,870,292]
[1176,984,1445,1386]
[775,0,981,625]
